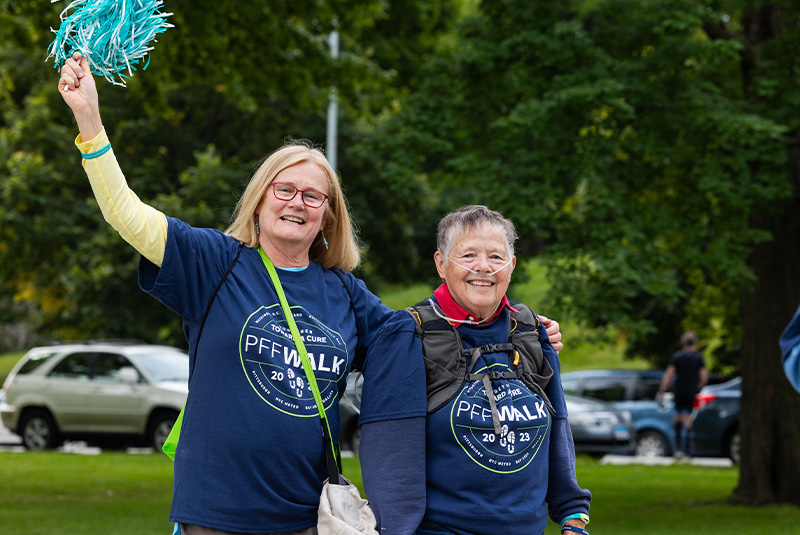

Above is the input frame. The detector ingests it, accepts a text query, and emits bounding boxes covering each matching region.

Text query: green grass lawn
[0,451,174,534]
[543,458,798,535]
[1,451,795,535]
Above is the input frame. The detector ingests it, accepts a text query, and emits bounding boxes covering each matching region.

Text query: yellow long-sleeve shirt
[77,129,168,266]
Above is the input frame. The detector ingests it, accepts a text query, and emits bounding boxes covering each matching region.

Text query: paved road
[0,422,23,451]
[601,454,733,467]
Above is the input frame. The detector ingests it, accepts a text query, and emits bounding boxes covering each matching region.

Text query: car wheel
[634,430,669,457]
[147,412,178,451]
[20,409,62,451]
[727,429,741,464]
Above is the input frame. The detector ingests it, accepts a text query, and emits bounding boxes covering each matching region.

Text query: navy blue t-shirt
[139,217,394,533]
[361,302,590,535]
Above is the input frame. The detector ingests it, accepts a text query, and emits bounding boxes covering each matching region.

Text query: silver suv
[1,342,188,451]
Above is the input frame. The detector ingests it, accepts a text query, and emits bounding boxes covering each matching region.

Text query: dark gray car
[565,394,634,456]
[691,377,741,462]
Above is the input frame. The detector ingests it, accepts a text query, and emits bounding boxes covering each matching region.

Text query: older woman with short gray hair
[359,205,591,535]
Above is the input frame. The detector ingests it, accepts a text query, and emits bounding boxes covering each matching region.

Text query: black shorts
[674,393,696,412]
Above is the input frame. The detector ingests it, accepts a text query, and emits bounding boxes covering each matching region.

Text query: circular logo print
[241,304,349,417]
[450,379,549,473]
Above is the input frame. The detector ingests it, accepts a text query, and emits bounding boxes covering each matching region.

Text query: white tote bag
[318,476,378,535]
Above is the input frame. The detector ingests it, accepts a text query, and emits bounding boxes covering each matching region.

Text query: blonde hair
[226,140,361,272]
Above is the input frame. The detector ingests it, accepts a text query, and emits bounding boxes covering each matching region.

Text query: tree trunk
[732,133,800,505]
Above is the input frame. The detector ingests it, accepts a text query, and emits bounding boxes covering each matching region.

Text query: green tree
[0,0,388,344]
[370,0,800,505]
[331,0,466,287]
[0,0,466,339]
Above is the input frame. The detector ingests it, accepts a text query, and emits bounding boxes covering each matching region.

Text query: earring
[255,223,260,234]
[321,230,329,250]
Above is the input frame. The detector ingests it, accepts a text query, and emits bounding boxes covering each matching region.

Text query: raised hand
[58,52,102,140]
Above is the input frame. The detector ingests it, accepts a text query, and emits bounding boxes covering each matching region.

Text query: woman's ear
[434,251,447,280]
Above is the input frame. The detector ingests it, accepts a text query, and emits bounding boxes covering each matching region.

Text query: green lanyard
[257,247,340,474]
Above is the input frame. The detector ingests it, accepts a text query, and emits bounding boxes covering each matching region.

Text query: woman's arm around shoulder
[359,310,428,535]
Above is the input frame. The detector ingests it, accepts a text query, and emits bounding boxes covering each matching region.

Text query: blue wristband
[560,513,590,527]
[81,143,111,159]
[561,526,589,535]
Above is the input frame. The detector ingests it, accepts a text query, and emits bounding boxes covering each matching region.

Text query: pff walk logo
[240,304,349,417]
[451,378,549,473]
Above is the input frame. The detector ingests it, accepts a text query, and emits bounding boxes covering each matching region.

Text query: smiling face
[434,222,516,321]
[255,160,330,266]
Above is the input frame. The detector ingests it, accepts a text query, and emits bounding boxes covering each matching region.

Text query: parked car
[561,370,677,457]
[339,374,635,457]
[0,341,189,451]
[692,377,741,463]
[565,394,634,456]
[340,373,363,454]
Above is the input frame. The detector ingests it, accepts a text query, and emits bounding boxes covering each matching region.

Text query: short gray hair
[437,205,518,259]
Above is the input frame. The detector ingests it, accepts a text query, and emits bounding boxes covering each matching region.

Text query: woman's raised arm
[58,52,168,266]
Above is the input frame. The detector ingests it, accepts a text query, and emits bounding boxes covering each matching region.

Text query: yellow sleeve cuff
[76,129,110,154]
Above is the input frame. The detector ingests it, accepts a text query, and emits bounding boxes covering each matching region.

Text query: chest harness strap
[406,300,555,434]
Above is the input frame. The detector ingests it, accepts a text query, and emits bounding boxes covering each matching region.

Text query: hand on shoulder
[540,315,563,353]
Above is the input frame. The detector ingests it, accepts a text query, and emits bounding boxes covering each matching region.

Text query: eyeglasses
[271,182,329,208]
[448,255,513,276]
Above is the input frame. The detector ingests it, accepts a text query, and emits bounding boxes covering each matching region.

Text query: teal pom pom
[47,0,173,87]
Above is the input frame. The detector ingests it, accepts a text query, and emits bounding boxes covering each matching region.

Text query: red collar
[432,283,518,328]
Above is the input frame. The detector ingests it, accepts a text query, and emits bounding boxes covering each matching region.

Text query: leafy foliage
[0,0,430,343]
[365,0,798,374]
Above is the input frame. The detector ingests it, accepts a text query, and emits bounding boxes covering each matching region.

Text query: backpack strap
[408,300,556,419]
[163,241,244,460]
[406,302,469,414]
[331,269,362,372]
[189,242,244,383]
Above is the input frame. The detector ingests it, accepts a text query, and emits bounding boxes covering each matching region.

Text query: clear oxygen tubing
[447,256,513,276]
[428,256,515,325]
[426,298,504,327]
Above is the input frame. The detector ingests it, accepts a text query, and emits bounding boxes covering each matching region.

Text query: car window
[561,376,579,395]
[15,351,58,375]
[48,352,93,380]
[632,376,662,400]
[581,377,628,402]
[132,350,189,382]
[93,352,137,382]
